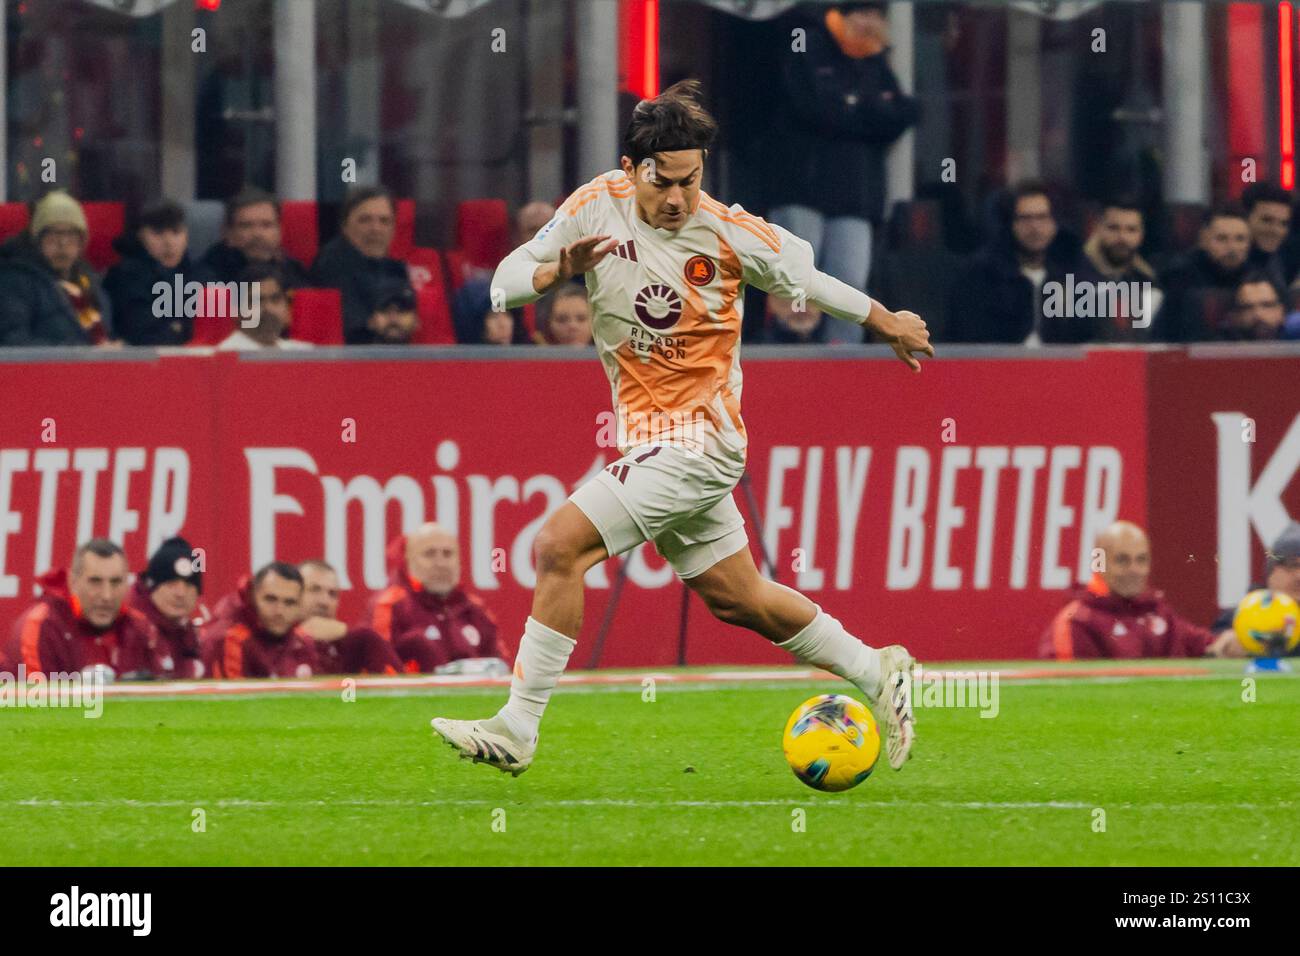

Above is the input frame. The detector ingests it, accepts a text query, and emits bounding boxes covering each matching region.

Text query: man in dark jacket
[946,181,1099,343]
[195,187,310,289]
[1,539,160,678]
[1241,182,1293,292]
[763,2,919,344]
[1081,197,1163,342]
[0,191,109,346]
[311,185,413,344]
[126,536,207,679]
[1155,204,1252,341]
[103,199,195,346]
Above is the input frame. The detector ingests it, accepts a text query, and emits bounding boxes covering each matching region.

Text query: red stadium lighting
[1280,2,1295,190]
[620,0,660,99]
[195,0,221,11]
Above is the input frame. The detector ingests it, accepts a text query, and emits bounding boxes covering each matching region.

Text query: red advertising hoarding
[4,345,1267,665]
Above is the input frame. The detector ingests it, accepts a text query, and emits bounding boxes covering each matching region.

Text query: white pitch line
[9,797,1290,811]
[51,670,1242,705]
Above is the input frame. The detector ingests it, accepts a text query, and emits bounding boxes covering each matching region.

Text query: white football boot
[431,717,536,777]
[869,645,916,770]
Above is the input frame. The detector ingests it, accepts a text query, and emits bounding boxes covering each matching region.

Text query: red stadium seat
[390,198,416,260]
[403,246,445,292]
[414,284,455,345]
[404,248,455,344]
[280,200,319,268]
[0,202,30,242]
[456,199,511,270]
[289,288,343,345]
[82,201,125,272]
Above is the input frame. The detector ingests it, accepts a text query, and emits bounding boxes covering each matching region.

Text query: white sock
[778,608,883,698]
[488,616,575,742]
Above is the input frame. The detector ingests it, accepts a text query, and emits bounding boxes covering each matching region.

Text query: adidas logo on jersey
[609,239,638,262]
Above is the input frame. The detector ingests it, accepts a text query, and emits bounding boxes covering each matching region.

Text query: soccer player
[431,79,932,775]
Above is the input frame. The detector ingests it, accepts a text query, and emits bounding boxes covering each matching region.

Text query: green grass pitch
[0,661,1294,866]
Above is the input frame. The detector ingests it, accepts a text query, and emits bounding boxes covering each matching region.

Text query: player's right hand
[558,235,620,280]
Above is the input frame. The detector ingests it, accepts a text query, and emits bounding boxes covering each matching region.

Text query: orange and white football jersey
[502,169,829,469]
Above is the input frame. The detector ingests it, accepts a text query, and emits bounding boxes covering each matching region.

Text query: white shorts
[569,444,750,579]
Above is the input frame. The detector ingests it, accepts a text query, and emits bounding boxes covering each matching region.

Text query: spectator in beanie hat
[127,536,208,678]
[1211,522,1300,656]
[0,191,111,346]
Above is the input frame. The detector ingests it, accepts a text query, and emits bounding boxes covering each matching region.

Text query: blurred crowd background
[2,0,1298,349]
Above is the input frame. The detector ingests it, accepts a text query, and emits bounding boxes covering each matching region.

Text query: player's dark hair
[622,79,718,169]
[224,187,280,226]
[1241,182,1293,214]
[253,561,304,589]
[71,538,125,576]
[1201,202,1248,227]
[340,185,395,226]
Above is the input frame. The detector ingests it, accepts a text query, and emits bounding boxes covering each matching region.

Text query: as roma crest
[684,255,716,287]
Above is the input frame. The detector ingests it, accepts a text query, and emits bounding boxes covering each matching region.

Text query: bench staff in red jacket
[1041,521,1238,659]
[3,539,158,678]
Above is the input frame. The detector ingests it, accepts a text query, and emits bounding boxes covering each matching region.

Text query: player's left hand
[875,309,934,373]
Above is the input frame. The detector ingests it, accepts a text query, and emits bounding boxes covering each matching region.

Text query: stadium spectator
[1040,521,1237,659]
[1082,197,1163,342]
[215,262,313,351]
[763,1,920,344]
[1220,272,1286,340]
[296,560,402,674]
[515,200,557,246]
[542,284,593,346]
[1241,182,1293,291]
[368,524,503,673]
[195,188,310,288]
[1155,204,1252,341]
[1,539,159,679]
[1209,523,1300,656]
[0,191,110,346]
[364,279,420,345]
[946,181,1097,344]
[126,536,207,678]
[311,185,413,344]
[201,562,321,678]
[454,277,532,344]
[103,199,195,346]
[762,296,829,344]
